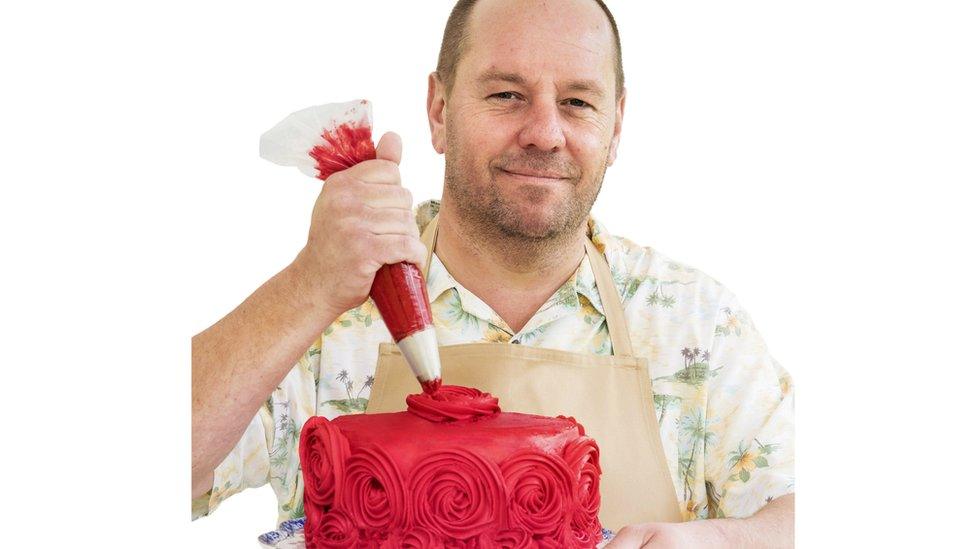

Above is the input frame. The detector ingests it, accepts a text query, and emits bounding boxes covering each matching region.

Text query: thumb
[375,131,402,165]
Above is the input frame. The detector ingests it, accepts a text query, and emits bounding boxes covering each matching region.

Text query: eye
[563,98,593,109]
[488,91,521,101]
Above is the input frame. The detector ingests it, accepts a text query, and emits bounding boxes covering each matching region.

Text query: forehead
[459,0,616,91]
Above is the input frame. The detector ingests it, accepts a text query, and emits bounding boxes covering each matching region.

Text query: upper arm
[704,291,795,518]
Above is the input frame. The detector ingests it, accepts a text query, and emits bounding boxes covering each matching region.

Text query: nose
[516,100,566,152]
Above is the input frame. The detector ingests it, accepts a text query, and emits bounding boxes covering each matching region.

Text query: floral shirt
[192,200,795,525]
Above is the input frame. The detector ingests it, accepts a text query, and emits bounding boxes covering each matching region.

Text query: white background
[1,0,973,547]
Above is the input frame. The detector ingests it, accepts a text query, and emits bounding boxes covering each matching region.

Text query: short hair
[436,0,625,100]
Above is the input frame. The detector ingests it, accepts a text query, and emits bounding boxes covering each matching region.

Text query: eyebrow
[477,70,607,99]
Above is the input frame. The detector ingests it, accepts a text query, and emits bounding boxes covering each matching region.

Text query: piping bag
[260,100,442,392]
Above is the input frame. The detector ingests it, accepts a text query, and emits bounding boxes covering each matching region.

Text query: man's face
[430,0,625,242]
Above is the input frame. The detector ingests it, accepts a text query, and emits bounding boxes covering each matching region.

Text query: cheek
[567,131,612,172]
[451,114,514,165]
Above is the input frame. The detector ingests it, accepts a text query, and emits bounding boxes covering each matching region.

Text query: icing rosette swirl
[397,529,445,549]
[338,445,408,531]
[563,437,603,545]
[310,508,358,549]
[500,450,575,538]
[406,385,501,423]
[299,416,351,508]
[493,527,534,549]
[302,500,326,541]
[408,448,507,540]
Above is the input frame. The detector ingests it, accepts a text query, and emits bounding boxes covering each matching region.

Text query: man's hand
[605,494,794,548]
[606,521,723,549]
[192,131,425,502]
[294,131,427,314]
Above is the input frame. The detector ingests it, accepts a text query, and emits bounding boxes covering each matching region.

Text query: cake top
[334,385,584,466]
[405,384,501,423]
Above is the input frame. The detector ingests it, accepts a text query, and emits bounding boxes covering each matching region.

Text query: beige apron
[365,215,683,530]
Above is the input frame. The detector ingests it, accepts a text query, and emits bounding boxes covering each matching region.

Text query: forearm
[707,493,795,548]
[191,255,342,498]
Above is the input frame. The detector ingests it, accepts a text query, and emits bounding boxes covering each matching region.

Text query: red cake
[299,385,603,548]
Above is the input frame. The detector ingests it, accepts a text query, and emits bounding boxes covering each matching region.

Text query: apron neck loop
[419,214,634,357]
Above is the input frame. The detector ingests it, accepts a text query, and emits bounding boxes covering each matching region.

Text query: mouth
[497,168,569,182]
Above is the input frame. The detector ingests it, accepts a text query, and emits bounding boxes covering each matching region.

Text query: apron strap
[418,214,634,357]
[583,238,634,357]
[420,214,439,278]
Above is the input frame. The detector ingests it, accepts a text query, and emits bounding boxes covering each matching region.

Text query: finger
[343,158,401,186]
[604,526,643,549]
[360,183,413,210]
[364,206,418,236]
[375,131,402,165]
[371,234,427,270]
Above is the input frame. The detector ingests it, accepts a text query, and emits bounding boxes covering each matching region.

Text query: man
[192,0,794,546]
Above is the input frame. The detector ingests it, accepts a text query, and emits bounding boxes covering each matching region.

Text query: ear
[427,72,447,154]
[607,87,626,166]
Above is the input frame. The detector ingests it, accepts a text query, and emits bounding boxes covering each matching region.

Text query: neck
[433,201,588,333]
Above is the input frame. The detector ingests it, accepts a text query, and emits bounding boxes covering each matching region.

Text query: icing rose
[302,500,325,542]
[299,416,351,508]
[406,385,501,423]
[535,537,567,549]
[567,524,600,549]
[493,528,534,549]
[563,437,602,525]
[409,449,507,540]
[310,508,358,549]
[338,445,408,531]
[397,529,445,549]
[500,451,575,538]
[443,536,487,549]
[563,437,603,547]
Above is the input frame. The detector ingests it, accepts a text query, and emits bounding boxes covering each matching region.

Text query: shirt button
[511,339,521,344]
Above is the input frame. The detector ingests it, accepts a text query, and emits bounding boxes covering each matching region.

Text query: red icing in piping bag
[308,124,376,182]
[308,116,436,345]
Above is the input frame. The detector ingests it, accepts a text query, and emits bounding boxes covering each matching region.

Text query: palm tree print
[269,401,297,486]
[646,284,677,308]
[610,271,690,308]
[704,480,726,519]
[678,410,716,502]
[654,347,723,387]
[727,439,777,483]
[324,369,375,413]
[653,393,682,425]
[441,290,481,331]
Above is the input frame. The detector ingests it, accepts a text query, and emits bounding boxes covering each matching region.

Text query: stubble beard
[443,130,608,264]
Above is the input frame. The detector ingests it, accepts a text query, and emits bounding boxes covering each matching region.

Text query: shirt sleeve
[191,337,322,521]
[703,290,795,518]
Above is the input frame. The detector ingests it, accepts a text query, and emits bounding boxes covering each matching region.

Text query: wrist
[287,250,345,323]
[691,517,746,547]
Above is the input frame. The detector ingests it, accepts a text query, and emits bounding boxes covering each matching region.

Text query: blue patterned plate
[258,518,615,547]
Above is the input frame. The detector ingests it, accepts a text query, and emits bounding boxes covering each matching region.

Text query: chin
[496,208,566,240]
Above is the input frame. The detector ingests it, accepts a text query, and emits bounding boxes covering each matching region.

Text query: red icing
[340,445,408,531]
[369,261,434,342]
[501,451,575,538]
[298,416,350,507]
[308,117,434,343]
[420,377,442,395]
[308,123,375,182]
[409,448,506,539]
[297,386,603,547]
[406,384,500,423]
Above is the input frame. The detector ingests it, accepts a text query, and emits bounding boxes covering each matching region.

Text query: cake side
[299,385,603,548]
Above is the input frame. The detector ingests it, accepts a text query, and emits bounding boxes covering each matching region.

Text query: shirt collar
[420,201,612,335]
